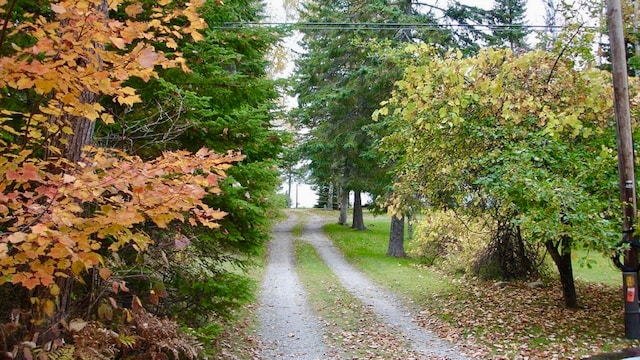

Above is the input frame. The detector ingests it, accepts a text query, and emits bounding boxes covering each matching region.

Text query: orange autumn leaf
[125,2,143,17]
[99,267,112,281]
[110,37,127,50]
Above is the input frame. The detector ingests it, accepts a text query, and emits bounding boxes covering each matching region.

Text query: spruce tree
[488,0,530,50]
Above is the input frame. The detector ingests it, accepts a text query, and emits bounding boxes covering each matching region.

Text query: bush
[407,210,490,274]
[471,216,544,281]
[271,193,292,209]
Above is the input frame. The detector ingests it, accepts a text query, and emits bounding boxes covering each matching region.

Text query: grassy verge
[323,217,454,303]
[572,249,619,286]
[294,238,423,359]
[321,210,640,359]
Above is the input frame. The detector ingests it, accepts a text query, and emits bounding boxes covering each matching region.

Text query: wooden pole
[607,0,640,339]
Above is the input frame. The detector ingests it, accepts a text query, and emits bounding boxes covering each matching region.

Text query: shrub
[407,210,490,274]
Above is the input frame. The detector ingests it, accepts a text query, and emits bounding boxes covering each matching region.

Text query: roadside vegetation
[317,210,638,359]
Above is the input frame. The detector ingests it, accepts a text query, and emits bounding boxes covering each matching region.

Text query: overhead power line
[210,21,597,31]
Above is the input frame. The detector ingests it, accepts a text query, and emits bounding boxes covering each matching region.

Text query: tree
[487,0,530,50]
[386,215,406,257]
[0,0,255,355]
[293,0,451,231]
[93,0,286,332]
[375,46,620,308]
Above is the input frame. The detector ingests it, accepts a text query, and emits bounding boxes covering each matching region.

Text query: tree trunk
[338,185,348,225]
[65,98,96,162]
[287,173,292,208]
[327,182,334,210]
[545,237,578,308]
[387,215,406,257]
[351,191,366,230]
[407,210,414,240]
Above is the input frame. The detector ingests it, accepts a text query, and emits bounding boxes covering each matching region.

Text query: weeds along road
[257,210,468,360]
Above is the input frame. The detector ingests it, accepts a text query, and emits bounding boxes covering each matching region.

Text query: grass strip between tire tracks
[294,237,426,359]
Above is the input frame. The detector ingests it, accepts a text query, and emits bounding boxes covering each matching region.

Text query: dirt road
[257,210,468,359]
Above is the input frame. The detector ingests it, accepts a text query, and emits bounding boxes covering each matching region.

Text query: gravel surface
[257,212,329,359]
[257,211,468,359]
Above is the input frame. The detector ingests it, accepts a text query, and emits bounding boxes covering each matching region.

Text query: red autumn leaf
[21,163,40,181]
[206,173,218,186]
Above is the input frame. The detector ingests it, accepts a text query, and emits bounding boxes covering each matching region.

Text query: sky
[265,0,548,25]
[265,0,549,208]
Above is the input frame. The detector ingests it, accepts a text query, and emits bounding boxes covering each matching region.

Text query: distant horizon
[280,182,374,209]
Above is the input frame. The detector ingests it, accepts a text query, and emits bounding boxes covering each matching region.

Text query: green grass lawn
[572,249,620,286]
[323,217,454,302]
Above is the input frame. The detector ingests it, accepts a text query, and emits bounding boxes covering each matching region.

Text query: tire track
[257,212,329,359]
[257,211,467,359]
[301,213,468,360]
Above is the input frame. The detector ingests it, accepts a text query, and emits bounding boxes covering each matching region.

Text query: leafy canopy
[375,45,620,252]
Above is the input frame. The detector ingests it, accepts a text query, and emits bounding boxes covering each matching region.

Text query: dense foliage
[374,45,623,307]
[0,0,283,357]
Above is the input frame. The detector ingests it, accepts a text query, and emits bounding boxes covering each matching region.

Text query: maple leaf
[138,47,158,68]
[13,273,40,290]
[50,3,66,14]
[99,267,112,280]
[110,37,127,50]
[125,2,144,17]
[30,223,48,234]
[6,232,26,244]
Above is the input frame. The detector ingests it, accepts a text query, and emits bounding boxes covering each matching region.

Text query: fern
[73,323,120,360]
[129,308,205,360]
[117,334,136,349]
[47,345,76,360]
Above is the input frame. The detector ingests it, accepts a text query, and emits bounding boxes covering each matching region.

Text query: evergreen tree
[293,0,451,230]
[487,0,530,50]
[95,0,285,332]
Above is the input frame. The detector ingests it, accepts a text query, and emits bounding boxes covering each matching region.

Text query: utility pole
[607,0,640,339]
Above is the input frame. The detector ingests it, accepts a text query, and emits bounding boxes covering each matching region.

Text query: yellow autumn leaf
[16,77,33,90]
[71,260,85,276]
[49,283,60,296]
[101,113,115,124]
[50,3,66,14]
[34,79,56,94]
[125,2,144,17]
[110,37,127,50]
[116,94,142,106]
[42,300,55,317]
[165,38,178,49]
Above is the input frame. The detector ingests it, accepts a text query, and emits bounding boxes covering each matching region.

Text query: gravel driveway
[257,210,468,359]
